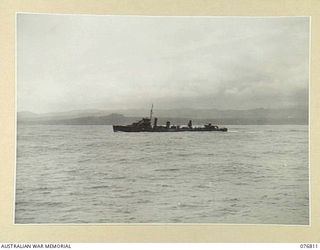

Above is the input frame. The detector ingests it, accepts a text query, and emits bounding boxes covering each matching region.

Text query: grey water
[15,124,309,224]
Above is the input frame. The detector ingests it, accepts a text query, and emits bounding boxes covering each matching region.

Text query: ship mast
[150,104,153,120]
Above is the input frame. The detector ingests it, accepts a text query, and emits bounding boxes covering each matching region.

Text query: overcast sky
[17,14,309,113]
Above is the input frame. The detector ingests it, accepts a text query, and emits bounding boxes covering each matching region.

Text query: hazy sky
[17,14,309,113]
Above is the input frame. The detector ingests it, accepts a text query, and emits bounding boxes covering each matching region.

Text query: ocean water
[15,124,309,224]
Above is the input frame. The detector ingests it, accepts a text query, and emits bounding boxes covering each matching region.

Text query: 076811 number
[300,244,318,248]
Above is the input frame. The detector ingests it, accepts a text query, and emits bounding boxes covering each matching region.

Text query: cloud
[17,15,309,113]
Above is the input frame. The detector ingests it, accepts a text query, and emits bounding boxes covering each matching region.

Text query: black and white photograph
[15,14,309,225]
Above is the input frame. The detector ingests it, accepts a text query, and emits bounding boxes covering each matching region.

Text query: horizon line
[17,105,309,115]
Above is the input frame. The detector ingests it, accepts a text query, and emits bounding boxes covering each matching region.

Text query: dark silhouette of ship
[113,105,228,132]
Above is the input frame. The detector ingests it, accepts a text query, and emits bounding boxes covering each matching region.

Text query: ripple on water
[15,124,309,224]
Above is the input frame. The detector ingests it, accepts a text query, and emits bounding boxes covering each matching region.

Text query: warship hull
[113,125,152,132]
[113,125,227,132]
[112,105,228,132]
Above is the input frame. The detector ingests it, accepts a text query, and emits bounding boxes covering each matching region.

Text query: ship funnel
[166,121,170,129]
[153,117,158,128]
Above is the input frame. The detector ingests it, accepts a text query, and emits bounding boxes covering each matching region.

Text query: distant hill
[17,107,308,125]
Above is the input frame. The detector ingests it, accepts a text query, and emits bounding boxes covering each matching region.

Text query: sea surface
[15,124,309,224]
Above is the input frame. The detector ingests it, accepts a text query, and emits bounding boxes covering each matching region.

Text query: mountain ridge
[18,107,308,125]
